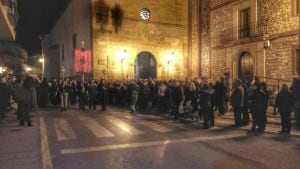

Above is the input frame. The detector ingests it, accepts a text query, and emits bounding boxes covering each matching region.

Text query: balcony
[220,21,268,44]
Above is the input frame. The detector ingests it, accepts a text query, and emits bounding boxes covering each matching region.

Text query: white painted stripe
[105,116,145,135]
[61,134,245,155]
[123,115,173,133]
[40,117,53,169]
[54,118,77,141]
[79,116,114,138]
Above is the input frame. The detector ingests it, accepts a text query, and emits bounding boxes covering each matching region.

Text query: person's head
[219,77,225,83]
[280,84,289,92]
[260,82,267,90]
[236,79,242,86]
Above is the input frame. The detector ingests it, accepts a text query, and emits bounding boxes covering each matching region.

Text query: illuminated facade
[43,0,200,80]
[194,0,300,86]
[92,0,192,80]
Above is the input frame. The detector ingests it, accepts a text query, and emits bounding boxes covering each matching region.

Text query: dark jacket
[200,89,212,110]
[231,85,244,107]
[276,90,295,113]
[252,89,269,112]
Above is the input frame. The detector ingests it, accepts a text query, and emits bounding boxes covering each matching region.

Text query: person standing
[290,76,300,129]
[171,80,184,120]
[215,77,227,116]
[129,81,139,115]
[0,76,11,120]
[200,83,213,129]
[88,80,97,110]
[59,80,69,111]
[98,79,108,111]
[231,79,244,127]
[276,84,295,134]
[251,83,269,133]
[17,77,33,126]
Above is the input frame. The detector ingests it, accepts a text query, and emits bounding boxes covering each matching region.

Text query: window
[296,49,300,75]
[292,0,300,16]
[239,8,251,39]
[297,0,300,15]
[72,33,77,49]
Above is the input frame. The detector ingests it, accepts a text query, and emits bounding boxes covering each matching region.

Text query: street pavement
[1,106,300,169]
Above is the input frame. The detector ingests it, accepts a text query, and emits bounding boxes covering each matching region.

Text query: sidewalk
[0,111,42,169]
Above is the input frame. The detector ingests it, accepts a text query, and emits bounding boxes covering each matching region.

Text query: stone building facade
[92,0,191,80]
[44,0,201,80]
[193,0,300,87]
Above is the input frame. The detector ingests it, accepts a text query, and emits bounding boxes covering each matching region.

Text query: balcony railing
[220,21,268,43]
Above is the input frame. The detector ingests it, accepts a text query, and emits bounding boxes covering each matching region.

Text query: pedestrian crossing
[53,118,78,141]
[50,113,300,142]
[78,116,114,138]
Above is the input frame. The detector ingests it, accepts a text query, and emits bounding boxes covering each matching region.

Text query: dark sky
[16,0,69,55]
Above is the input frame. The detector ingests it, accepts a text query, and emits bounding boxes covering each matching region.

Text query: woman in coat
[276,84,295,134]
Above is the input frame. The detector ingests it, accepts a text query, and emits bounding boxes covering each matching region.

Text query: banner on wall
[74,49,92,73]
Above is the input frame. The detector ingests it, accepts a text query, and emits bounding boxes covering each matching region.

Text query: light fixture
[39,58,44,63]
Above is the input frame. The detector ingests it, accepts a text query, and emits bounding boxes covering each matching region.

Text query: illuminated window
[239,8,251,39]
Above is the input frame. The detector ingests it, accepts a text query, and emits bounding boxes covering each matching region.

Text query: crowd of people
[0,73,300,134]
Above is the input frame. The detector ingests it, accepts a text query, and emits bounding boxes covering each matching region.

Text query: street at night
[1,0,300,169]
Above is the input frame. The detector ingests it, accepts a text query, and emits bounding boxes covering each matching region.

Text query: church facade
[43,0,299,84]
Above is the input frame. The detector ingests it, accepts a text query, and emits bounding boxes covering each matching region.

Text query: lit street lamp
[39,35,45,79]
[39,58,45,78]
[26,67,32,74]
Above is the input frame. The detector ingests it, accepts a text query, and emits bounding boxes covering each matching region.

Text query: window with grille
[239,8,251,39]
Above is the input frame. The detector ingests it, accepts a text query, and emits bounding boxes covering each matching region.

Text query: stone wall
[200,0,300,84]
[92,0,189,80]
[266,35,299,80]
[257,0,299,36]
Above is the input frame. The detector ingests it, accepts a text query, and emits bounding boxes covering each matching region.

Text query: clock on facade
[140,8,151,21]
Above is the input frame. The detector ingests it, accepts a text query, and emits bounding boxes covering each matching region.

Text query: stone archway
[238,51,254,81]
[134,52,157,80]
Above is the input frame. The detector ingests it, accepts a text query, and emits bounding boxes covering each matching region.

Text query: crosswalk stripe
[123,115,173,133]
[104,116,144,135]
[61,134,245,155]
[54,118,77,141]
[78,117,114,138]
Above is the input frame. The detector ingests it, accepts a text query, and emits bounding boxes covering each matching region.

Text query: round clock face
[140,8,151,21]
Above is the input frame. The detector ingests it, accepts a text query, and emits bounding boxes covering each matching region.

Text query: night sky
[16,0,70,55]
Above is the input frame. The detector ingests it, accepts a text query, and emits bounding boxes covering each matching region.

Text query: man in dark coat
[98,79,108,111]
[0,77,11,120]
[231,79,244,127]
[290,76,300,129]
[251,83,269,133]
[215,77,227,116]
[200,83,213,129]
[171,80,184,120]
[88,80,98,110]
[276,84,295,134]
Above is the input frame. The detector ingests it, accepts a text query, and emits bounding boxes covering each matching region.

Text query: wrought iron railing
[220,21,268,43]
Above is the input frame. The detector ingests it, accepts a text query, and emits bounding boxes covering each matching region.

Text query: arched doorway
[134,52,157,80]
[238,52,254,81]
